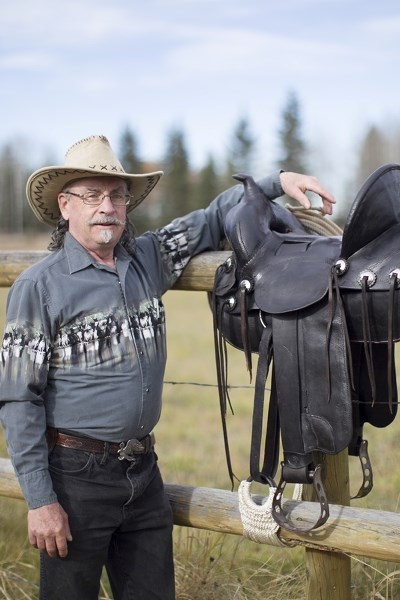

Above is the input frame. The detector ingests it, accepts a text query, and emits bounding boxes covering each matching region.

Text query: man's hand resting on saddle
[280,171,336,215]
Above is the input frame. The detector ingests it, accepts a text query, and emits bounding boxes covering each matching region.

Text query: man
[0,134,335,599]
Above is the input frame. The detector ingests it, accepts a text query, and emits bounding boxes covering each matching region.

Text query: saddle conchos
[212,164,400,533]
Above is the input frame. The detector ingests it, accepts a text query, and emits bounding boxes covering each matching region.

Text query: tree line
[0,91,398,236]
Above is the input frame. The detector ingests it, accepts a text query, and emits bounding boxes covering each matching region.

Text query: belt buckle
[117,438,144,461]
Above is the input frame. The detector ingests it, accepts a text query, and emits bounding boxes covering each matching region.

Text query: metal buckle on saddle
[117,433,154,461]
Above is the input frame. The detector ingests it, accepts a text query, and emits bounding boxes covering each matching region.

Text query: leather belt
[46,427,155,461]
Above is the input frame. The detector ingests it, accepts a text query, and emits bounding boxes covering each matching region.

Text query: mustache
[88,217,126,226]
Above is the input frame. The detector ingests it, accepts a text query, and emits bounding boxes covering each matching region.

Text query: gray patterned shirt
[0,173,283,508]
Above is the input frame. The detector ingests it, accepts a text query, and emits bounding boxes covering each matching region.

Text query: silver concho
[239,279,252,292]
[226,296,237,310]
[335,258,348,275]
[358,269,377,288]
[224,257,234,272]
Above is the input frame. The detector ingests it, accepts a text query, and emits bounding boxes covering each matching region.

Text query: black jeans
[40,444,175,600]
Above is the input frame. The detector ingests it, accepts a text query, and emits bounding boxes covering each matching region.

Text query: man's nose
[98,195,116,211]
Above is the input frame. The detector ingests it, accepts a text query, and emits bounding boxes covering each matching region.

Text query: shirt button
[145,388,150,393]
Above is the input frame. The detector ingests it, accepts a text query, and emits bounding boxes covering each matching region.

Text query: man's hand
[28,502,73,558]
[280,172,336,215]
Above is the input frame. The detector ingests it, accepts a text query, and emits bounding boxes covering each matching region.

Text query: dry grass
[174,530,306,600]
[2,236,400,598]
[0,553,38,599]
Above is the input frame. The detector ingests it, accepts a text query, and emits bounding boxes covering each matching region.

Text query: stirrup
[351,439,373,499]
[271,464,329,533]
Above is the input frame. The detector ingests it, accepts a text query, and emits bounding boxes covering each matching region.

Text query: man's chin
[98,230,116,245]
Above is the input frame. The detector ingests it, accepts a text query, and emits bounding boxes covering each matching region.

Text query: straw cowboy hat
[26,135,164,226]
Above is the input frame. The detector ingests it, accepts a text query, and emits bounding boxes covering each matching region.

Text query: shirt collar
[64,232,133,274]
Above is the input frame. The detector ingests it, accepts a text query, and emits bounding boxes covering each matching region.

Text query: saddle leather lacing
[212,263,237,490]
[361,276,377,404]
[387,271,398,414]
[239,280,253,379]
[334,258,398,413]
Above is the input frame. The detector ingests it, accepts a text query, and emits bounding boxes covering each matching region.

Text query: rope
[238,480,287,546]
[286,206,343,236]
[238,480,303,546]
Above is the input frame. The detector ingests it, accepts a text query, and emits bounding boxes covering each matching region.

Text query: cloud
[0,52,54,71]
[361,14,400,35]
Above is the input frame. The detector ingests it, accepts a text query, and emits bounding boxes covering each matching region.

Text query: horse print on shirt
[1,297,166,375]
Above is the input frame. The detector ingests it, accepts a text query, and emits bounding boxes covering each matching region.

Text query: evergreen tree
[119,126,142,173]
[118,126,161,234]
[160,128,191,223]
[223,117,257,188]
[0,143,42,233]
[192,154,223,210]
[356,125,388,188]
[336,124,391,224]
[276,91,308,174]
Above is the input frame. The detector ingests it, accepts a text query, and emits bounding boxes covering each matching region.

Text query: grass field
[1,237,400,598]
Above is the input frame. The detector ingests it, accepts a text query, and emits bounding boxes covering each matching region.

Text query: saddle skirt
[212,165,400,533]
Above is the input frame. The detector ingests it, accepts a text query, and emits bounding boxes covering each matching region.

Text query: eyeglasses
[64,190,132,206]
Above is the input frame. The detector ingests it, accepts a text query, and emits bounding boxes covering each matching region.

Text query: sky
[2,0,400,206]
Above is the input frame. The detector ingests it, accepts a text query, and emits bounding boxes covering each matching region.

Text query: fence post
[303,449,351,600]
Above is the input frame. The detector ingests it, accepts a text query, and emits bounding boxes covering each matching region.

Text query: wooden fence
[1,250,400,600]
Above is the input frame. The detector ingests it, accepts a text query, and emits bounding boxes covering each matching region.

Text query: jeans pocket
[48,445,94,475]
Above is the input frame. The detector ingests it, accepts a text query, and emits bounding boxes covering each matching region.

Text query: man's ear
[58,193,70,221]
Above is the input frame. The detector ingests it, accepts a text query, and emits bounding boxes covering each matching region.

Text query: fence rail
[0,250,230,290]
[0,458,399,564]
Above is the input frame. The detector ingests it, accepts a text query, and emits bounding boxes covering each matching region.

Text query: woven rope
[292,482,303,500]
[286,205,343,236]
[238,480,287,546]
[238,480,303,545]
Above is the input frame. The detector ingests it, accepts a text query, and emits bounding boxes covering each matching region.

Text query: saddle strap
[249,324,280,484]
[361,277,376,404]
[331,267,355,393]
[239,283,253,379]
[212,284,236,489]
[270,312,305,460]
[388,271,398,414]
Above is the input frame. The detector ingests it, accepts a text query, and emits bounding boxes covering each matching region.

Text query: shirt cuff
[18,469,58,509]
[257,171,284,199]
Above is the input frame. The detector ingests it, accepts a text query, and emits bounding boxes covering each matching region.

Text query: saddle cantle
[212,166,399,533]
[339,164,400,344]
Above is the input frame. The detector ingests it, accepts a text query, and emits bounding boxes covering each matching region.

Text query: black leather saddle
[212,165,400,533]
